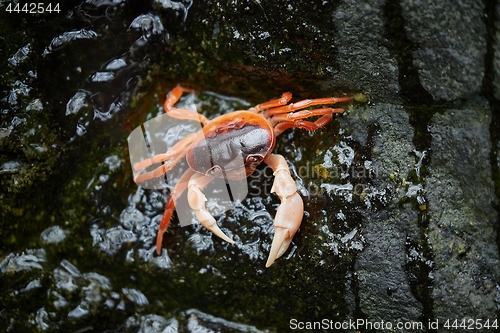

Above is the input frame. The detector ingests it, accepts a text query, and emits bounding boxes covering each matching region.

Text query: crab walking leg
[164,86,209,125]
[156,168,196,254]
[134,150,188,184]
[264,153,304,267]
[270,105,347,135]
[273,116,332,137]
[187,173,235,244]
[134,133,197,172]
[133,133,197,184]
[164,86,195,109]
[269,107,345,127]
[264,96,352,117]
[247,92,292,114]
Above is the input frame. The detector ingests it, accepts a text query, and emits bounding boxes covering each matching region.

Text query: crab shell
[186,111,276,180]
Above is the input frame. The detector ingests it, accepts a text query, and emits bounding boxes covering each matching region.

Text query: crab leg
[156,168,196,254]
[187,173,235,244]
[248,92,292,114]
[264,96,351,117]
[271,106,345,136]
[270,107,343,125]
[133,133,197,184]
[264,153,304,267]
[164,86,209,125]
[134,85,209,184]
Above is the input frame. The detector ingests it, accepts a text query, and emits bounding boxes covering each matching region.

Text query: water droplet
[43,29,97,56]
[67,303,89,319]
[0,160,24,174]
[0,249,46,273]
[8,44,31,66]
[66,91,89,115]
[156,0,193,22]
[40,225,68,243]
[122,288,149,306]
[104,155,121,170]
[130,14,165,37]
[105,58,127,70]
[91,72,115,82]
[26,99,43,112]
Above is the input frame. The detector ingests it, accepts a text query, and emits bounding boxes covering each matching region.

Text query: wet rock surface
[345,105,425,328]
[0,1,499,332]
[333,0,401,103]
[400,0,487,101]
[355,208,425,330]
[426,102,499,321]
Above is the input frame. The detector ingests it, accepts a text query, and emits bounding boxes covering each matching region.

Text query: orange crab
[133,86,351,267]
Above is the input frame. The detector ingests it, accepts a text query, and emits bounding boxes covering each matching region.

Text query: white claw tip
[266,227,291,268]
[207,224,235,244]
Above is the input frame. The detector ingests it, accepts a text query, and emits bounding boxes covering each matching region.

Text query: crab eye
[207,165,222,176]
[246,154,264,165]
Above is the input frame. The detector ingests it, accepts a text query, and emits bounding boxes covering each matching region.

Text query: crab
[133,86,351,267]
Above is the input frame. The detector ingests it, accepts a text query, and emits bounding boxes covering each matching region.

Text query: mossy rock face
[1,1,499,332]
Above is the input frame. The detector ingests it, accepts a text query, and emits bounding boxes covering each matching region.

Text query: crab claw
[264,153,305,267]
[267,228,291,268]
[187,175,235,244]
[195,207,235,244]
[266,192,303,267]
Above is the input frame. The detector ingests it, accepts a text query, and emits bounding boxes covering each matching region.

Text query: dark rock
[346,104,424,326]
[355,209,424,330]
[426,100,500,320]
[400,0,487,101]
[331,0,401,103]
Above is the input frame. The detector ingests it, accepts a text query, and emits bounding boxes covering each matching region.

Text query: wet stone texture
[400,0,486,101]
[344,105,425,328]
[331,0,401,103]
[426,102,499,320]
[0,0,499,332]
